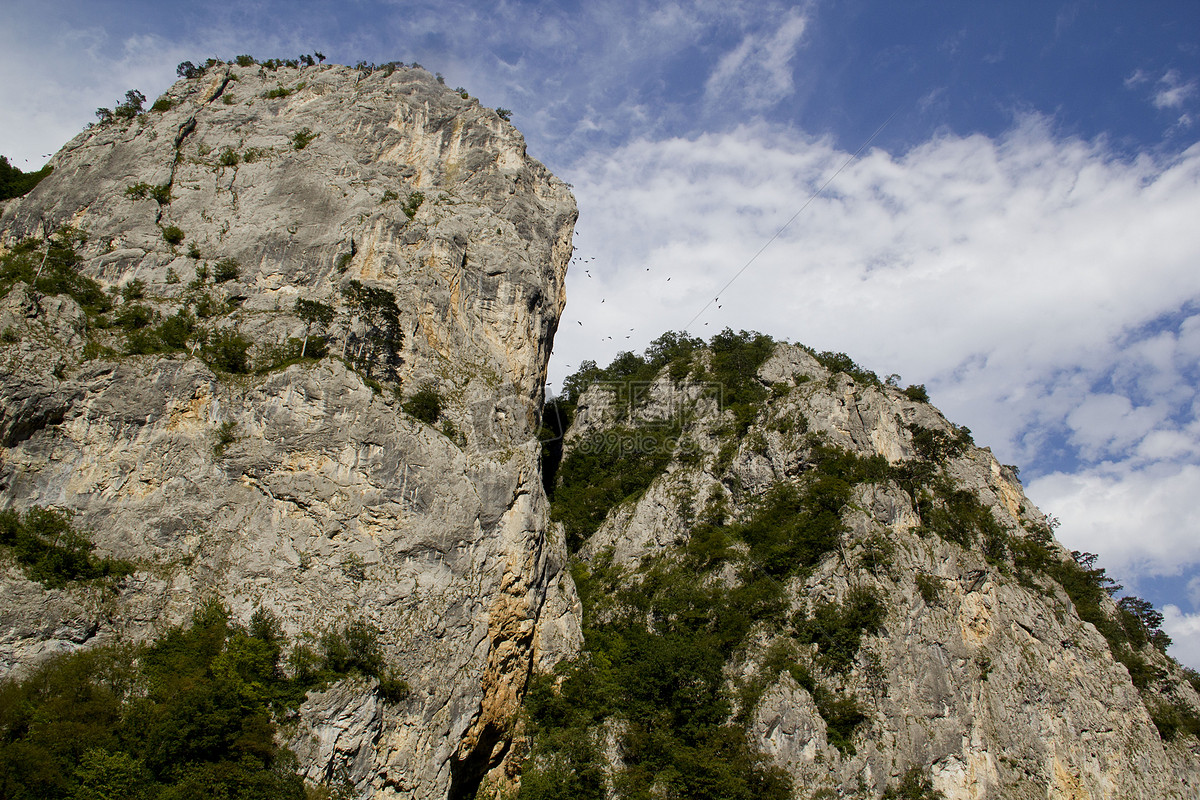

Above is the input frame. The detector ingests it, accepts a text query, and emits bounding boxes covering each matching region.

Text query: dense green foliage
[550,330,776,551]
[402,387,442,424]
[527,437,900,796]
[881,766,945,799]
[213,258,241,283]
[522,554,793,800]
[697,329,774,435]
[203,327,253,373]
[550,424,680,551]
[0,230,110,318]
[794,587,886,674]
[401,192,424,220]
[0,156,52,200]
[340,280,403,379]
[0,604,405,800]
[801,346,883,388]
[558,331,709,410]
[0,507,132,588]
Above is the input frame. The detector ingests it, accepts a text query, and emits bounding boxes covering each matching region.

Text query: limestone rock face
[0,62,577,799]
[564,342,1200,800]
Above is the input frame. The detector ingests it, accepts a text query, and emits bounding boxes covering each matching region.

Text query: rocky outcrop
[0,61,577,799]
[560,342,1200,799]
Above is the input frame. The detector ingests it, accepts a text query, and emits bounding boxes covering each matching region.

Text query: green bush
[903,384,930,402]
[882,766,945,799]
[121,278,145,301]
[0,507,132,588]
[203,327,252,373]
[217,147,239,167]
[794,587,886,673]
[907,424,970,463]
[551,423,679,551]
[150,95,175,112]
[213,258,240,283]
[155,309,198,351]
[402,387,442,424]
[915,573,942,605]
[805,347,881,387]
[0,601,408,800]
[0,230,110,318]
[401,191,424,220]
[147,184,172,205]
[162,225,185,246]
[294,298,334,358]
[0,155,52,200]
[291,127,316,149]
[340,279,403,379]
[522,555,793,800]
[116,303,154,330]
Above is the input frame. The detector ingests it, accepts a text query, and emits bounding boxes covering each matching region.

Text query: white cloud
[0,9,312,166]
[1124,69,1150,89]
[1163,605,1200,671]
[554,118,1200,597]
[1026,464,1200,577]
[704,8,809,111]
[1154,69,1198,110]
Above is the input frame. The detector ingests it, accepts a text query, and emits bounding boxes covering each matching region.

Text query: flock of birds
[553,230,725,384]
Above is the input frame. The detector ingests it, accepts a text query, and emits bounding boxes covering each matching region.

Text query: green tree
[0,156,52,200]
[340,280,403,378]
[203,327,252,373]
[294,298,334,358]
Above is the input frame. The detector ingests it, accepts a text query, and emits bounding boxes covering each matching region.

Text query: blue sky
[5,0,1200,667]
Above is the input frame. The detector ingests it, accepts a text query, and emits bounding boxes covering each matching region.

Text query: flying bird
[577,321,582,326]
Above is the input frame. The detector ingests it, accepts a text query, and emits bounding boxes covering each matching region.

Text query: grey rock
[290,676,384,797]
[0,62,578,800]
[565,342,1200,800]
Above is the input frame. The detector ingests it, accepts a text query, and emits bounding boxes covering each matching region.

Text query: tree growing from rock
[340,280,403,378]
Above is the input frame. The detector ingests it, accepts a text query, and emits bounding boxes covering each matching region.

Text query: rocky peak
[530,334,1200,800]
[1,61,577,800]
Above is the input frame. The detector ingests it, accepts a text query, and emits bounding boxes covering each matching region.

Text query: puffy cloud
[555,118,1200,598]
[1163,605,1200,671]
[1026,464,1200,577]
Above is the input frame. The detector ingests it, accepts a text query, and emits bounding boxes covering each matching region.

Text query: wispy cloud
[704,7,809,112]
[1154,69,1198,109]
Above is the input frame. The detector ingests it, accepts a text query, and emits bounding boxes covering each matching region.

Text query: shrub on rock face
[291,128,316,150]
[403,387,442,424]
[162,225,185,246]
[203,327,252,373]
[214,258,240,283]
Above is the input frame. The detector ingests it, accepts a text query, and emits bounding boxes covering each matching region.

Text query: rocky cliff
[3,58,1198,800]
[0,60,578,799]
[526,336,1200,799]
